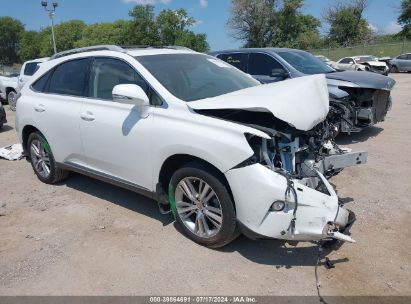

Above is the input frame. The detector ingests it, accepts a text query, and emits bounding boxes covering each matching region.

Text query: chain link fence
[308,40,411,61]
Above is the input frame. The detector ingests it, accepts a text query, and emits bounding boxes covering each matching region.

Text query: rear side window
[48,58,90,97]
[248,53,286,76]
[31,69,53,92]
[24,62,40,76]
[217,53,247,72]
[88,58,147,100]
[407,55,411,60]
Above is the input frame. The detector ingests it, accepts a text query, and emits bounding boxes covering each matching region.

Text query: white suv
[16,45,366,247]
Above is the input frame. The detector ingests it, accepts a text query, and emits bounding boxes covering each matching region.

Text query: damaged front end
[225,115,363,243]
[326,72,396,134]
[189,75,364,243]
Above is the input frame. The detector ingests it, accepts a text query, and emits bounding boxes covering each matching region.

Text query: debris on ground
[0,143,24,160]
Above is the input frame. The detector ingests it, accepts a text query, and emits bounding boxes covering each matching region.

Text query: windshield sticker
[207,58,231,68]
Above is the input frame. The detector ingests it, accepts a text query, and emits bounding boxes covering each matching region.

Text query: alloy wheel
[8,91,17,111]
[29,139,51,179]
[175,177,223,238]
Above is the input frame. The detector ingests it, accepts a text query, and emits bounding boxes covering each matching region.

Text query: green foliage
[271,0,322,48]
[227,0,322,49]
[75,20,131,47]
[0,17,24,64]
[39,20,86,57]
[324,0,373,47]
[19,31,42,61]
[227,0,278,48]
[398,0,411,38]
[3,4,208,64]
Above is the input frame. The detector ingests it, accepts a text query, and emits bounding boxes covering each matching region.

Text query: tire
[7,90,16,110]
[27,132,69,184]
[169,162,238,248]
[390,65,399,73]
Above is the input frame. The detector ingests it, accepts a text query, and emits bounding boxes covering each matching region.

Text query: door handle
[34,104,46,112]
[80,111,95,122]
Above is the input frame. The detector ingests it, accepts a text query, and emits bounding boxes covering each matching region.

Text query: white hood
[364,61,387,67]
[189,74,329,131]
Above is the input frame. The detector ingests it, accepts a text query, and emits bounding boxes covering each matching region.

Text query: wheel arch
[157,154,235,206]
[22,125,42,152]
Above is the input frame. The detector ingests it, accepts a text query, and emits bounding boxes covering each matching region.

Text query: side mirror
[112,84,149,106]
[271,69,289,79]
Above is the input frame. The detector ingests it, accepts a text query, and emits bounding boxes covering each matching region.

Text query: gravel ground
[0,74,410,296]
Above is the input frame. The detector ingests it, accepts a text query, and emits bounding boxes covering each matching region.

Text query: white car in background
[333,55,389,75]
[17,58,50,92]
[16,45,365,247]
[0,74,18,105]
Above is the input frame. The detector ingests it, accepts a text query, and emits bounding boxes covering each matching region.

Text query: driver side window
[88,58,147,101]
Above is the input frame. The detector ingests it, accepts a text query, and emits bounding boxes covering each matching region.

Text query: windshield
[277,51,335,75]
[135,54,259,102]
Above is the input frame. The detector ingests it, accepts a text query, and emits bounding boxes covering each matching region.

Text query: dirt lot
[0,74,410,296]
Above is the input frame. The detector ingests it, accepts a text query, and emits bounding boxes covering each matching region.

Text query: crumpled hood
[362,60,387,67]
[326,71,395,90]
[189,74,329,131]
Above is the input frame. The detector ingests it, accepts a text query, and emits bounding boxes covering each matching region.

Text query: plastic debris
[0,144,24,160]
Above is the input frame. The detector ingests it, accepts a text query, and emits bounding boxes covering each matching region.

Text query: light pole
[41,1,58,54]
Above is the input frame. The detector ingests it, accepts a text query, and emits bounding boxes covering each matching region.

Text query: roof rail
[50,45,125,60]
[120,45,195,52]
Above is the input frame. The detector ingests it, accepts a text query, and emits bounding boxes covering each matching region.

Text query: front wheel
[7,90,16,110]
[28,132,69,184]
[169,162,238,248]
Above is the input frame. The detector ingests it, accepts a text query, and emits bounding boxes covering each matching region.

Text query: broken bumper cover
[226,164,355,243]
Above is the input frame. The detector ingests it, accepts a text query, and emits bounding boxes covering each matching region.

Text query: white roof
[126,48,196,57]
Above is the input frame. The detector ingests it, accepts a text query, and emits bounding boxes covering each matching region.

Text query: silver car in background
[389,53,411,73]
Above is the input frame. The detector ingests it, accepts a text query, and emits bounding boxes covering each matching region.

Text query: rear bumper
[225,164,355,242]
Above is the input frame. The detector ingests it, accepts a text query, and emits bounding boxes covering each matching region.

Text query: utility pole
[41,1,58,54]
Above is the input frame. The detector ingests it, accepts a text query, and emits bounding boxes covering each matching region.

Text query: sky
[0,0,404,51]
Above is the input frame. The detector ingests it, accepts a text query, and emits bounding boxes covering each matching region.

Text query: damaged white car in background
[16,47,365,248]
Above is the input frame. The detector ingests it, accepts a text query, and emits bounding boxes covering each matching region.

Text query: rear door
[406,54,411,71]
[79,57,154,189]
[30,58,90,165]
[247,53,288,83]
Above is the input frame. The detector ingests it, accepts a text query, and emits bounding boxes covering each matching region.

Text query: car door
[30,58,90,165]
[338,58,354,70]
[216,53,248,73]
[247,53,289,83]
[79,57,154,190]
[406,54,411,71]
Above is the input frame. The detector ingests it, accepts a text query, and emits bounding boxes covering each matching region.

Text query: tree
[156,9,195,45]
[175,31,209,52]
[324,0,372,47]
[19,31,42,61]
[398,0,411,38]
[227,0,279,47]
[127,5,160,46]
[75,20,131,47]
[39,20,86,56]
[0,17,24,64]
[271,0,322,48]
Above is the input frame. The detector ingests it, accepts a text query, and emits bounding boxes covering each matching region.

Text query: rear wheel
[169,162,238,248]
[28,132,69,184]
